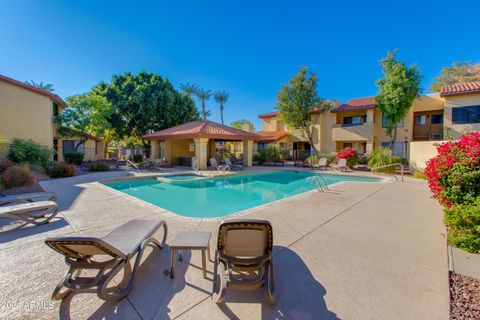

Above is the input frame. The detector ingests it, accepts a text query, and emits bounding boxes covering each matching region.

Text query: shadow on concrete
[57,241,190,320]
[216,246,339,320]
[0,217,69,243]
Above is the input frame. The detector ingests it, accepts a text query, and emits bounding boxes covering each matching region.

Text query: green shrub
[133,155,143,163]
[48,162,77,178]
[357,156,368,165]
[7,138,52,167]
[89,162,110,172]
[445,198,480,253]
[368,148,400,174]
[1,165,37,189]
[0,160,15,173]
[63,152,84,165]
[412,170,427,180]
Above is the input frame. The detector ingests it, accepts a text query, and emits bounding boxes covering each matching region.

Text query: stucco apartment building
[255,81,480,161]
[0,74,104,162]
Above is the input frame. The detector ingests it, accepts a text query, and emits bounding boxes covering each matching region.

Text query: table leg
[170,249,176,279]
[207,242,212,262]
[202,249,207,279]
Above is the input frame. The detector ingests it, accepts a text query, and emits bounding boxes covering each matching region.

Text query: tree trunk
[202,100,206,120]
[220,105,224,124]
[390,124,398,152]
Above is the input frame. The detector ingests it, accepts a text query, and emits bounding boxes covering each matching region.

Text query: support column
[366,140,374,156]
[194,138,209,170]
[150,140,160,159]
[242,140,253,167]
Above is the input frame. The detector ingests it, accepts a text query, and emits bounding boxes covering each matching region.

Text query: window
[452,105,480,124]
[343,116,363,126]
[415,115,426,125]
[62,140,85,154]
[431,114,443,124]
[382,113,404,128]
[53,102,59,116]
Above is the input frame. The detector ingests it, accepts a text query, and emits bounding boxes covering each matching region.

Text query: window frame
[452,105,480,124]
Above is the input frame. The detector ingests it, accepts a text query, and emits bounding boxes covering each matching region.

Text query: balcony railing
[332,122,374,141]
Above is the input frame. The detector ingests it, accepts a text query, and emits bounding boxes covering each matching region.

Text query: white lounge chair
[223,158,243,170]
[0,192,57,206]
[332,158,348,172]
[0,201,60,225]
[311,157,328,170]
[210,158,230,171]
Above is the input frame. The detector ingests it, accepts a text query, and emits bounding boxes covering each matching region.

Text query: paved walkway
[0,169,449,319]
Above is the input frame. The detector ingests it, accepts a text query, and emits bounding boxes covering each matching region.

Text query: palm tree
[25,80,54,92]
[214,91,229,124]
[195,88,212,120]
[179,82,199,98]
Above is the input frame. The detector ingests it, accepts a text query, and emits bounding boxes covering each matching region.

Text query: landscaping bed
[450,272,480,319]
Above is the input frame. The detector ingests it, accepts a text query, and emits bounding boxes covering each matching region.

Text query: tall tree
[25,80,54,92]
[376,50,422,148]
[56,93,114,151]
[275,67,332,156]
[196,88,212,121]
[95,72,199,141]
[430,62,480,92]
[213,91,229,124]
[231,119,254,130]
[180,82,199,97]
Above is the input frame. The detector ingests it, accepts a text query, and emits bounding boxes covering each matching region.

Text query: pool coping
[96,168,391,222]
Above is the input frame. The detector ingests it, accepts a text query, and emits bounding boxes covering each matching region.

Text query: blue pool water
[105,171,382,218]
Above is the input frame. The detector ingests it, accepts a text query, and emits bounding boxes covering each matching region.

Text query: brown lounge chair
[212,219,275,304]
[0,192,57,205]
[45,220,168,301]
[0,201,60,225]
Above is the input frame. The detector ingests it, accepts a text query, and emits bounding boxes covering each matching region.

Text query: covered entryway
[144,120,259,170]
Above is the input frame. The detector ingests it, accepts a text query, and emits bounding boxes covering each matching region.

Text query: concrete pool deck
[0,168,449,319]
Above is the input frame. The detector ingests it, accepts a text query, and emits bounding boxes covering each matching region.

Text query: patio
[0,169,448,319]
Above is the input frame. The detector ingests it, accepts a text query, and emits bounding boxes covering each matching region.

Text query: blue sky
[1,0,479,130]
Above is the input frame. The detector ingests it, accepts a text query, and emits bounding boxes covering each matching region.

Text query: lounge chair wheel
[265,261,276,305]
[212,261,227,304]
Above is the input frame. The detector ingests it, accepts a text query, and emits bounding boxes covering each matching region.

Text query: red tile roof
[258,111,279,119]
[440,81,480,97]
[144,120,260,141]
[0,74,68,107]
[331,96,376,113]
[255,130,289,142]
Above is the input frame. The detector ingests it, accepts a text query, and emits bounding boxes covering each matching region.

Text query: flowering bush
[424,132,480,207]
[1,165,38,189]
[335,147,358,168]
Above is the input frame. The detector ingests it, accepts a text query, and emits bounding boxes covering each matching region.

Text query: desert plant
[1,165,37,189]
[89,162,110,172]
[132,154,143,163]
[444,198,480,253]
[48,163,77,178]
[412,170,427,180]
[368,147,401,173]
[425,132,480,207]
[63,152,84,165]
[335,147,358,168]
[7,138,52,168]
[0,160,15,173]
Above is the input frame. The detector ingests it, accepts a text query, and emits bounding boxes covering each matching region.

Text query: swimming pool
[105,171,382,218]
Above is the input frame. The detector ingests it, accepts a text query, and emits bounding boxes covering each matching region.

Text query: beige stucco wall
[444,93,480,139]
[408,140,446,170]
[0,80,54,148]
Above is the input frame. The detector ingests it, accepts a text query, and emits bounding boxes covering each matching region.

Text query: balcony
[332,122,374,141]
